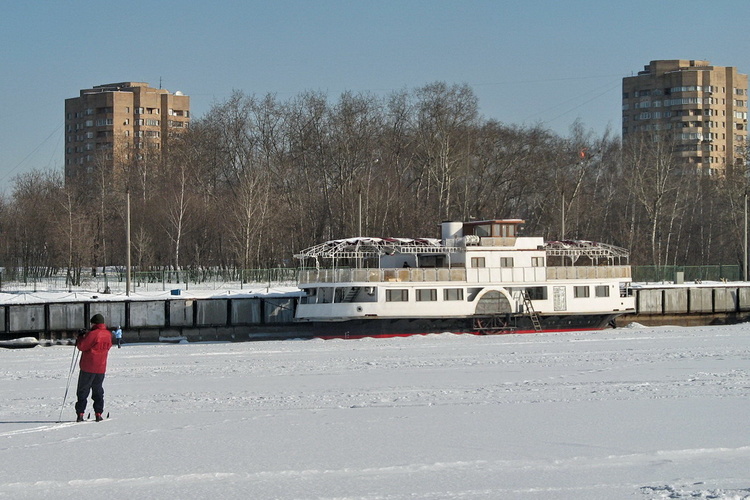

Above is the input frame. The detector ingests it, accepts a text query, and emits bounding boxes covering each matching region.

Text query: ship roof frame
[294,237,460,260]
[544,240,630,262]
[295,236,629,262]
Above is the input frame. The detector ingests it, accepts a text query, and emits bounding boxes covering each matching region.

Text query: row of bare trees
[0,82,748,281]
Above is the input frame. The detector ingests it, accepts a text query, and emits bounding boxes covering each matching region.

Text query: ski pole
[58,344,80,423]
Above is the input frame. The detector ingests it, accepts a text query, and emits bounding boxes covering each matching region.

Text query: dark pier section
[0,295,302,343]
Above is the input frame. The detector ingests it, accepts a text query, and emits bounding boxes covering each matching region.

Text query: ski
[77,411,111,422]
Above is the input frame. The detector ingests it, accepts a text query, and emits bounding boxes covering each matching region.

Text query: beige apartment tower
[622,60,748,175]
[65,82,190,181]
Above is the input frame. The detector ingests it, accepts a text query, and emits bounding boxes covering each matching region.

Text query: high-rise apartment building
[65,82,190,181]
[622,60,748,175]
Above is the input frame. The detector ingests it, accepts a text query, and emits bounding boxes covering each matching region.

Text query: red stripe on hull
[315,326,604,340]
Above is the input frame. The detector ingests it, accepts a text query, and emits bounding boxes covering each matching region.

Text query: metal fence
[0,268,299,293]
[0,265,744,293]
[631,265,741,283]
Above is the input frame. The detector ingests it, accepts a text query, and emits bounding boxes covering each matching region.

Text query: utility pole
[126,190,132,296]
[561,192,565,240]
[745,190,748,282]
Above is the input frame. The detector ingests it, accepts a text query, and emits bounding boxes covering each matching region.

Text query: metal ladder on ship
[522,291,542,332]
[342,287,360,302]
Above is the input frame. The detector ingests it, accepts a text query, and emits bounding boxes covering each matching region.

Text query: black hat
[90,314,105,324]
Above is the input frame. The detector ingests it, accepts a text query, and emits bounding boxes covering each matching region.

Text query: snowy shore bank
[1,324,748,499]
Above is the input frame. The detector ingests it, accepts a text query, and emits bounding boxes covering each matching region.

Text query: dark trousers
[75,371,105,414]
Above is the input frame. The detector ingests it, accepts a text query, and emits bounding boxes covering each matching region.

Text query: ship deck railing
[298,266,632,285]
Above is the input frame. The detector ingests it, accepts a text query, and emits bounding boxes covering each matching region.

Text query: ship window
[532,257,544,267]
[595,285,610,297]
[386,289,408,302]
[318,288,334,303]
[500,257,514,267]
[471,257,486,268]
[495,224,516,237]
[474,225,491,237]
[510,287,547,300]
[574,286,590,298]
[444,288,464,301]
[416,289,437,301]
[300,288,315,304]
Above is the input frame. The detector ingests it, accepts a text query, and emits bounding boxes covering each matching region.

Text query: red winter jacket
[77,323,113,374]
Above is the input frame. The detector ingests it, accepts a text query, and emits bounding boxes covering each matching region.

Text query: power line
[542,81,622,125]
[519,78,622,126]
[0,122,63,185]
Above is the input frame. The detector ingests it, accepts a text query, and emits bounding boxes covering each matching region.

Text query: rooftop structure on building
[64,82,190,182]
[622,60,748,175]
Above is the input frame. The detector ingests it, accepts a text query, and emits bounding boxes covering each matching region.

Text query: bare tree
[8,170,66,279]
[623,132,683,267]
[414,82,479,221]
[59,184,93,287]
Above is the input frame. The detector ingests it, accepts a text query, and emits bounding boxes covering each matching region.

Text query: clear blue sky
[2,0,749,191]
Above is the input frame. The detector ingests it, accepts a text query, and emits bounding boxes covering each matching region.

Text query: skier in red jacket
[75,314,113,422]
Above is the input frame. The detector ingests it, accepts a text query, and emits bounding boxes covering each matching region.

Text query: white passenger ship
[294,219,635,338]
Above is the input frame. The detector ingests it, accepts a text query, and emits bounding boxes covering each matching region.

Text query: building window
[595,286,610,297]
[444,288,464,301]
[471,257,485,268]
[574,286,590,298]
[416,289,437,301]
[531,257,544,267]
[386,289,408,302]
[500,257,514,267]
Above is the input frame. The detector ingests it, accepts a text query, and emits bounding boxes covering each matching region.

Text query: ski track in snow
[1,325,749,499]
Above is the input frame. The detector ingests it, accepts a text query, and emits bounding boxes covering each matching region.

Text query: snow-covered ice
[1,324,749,499]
